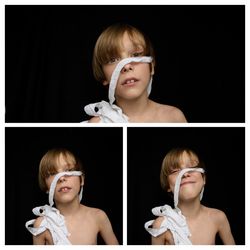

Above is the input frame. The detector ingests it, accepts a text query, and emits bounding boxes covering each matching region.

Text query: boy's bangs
[184,151,199,166]
[54,152,78,172]
[166,150,199,174]
[98,35,123,64]
[98,30,147,64]
[40,156,58,178]
[167,157,182,175]
[127,31,147,53]
[41,152,77,178]
[60,152,77,169]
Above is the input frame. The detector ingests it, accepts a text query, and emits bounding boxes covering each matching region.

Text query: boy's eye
[170,169,180,175]
[66,168,75,172]
[107,57,120,64]
[191,166,198,169]
[46,167,75,177]
[132,51,143,57]
[47,171,57,177]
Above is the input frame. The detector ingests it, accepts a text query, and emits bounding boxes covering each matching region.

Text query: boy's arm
[152,234,167,245]
[217,211,235,245]
[33,233,46,245]
[151,217,174,245]
[32,217,47,245]
[98,210,119,245]
[88,116,101,123]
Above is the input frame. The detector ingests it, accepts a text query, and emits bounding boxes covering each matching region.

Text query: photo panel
[5,5,244,123]
[127,127,245,245]
[5,127,123,245]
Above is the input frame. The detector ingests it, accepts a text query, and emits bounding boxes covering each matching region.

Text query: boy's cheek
[45,178,53,191]
[168,183,175,193]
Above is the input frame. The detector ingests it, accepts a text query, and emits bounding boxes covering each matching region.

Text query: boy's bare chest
[66,216,99,244]
[188,216,218,244]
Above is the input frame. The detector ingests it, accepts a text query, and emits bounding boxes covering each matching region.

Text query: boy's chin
[54,196,78,205]
[179,190,201,202]
[116,89,148,101]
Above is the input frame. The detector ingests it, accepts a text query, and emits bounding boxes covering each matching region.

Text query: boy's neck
[177,198,202,219]
[55,197,81,217]
[116,94,152,121]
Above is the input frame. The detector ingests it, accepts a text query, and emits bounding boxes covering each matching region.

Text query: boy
[25,148,119,245]
[145,148,235,245]
[84,23,187,123]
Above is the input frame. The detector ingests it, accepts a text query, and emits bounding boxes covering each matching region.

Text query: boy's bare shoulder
[203,206,228,224]
[80,205,108,221]
[204,206,225,216]
[152,102,187,123]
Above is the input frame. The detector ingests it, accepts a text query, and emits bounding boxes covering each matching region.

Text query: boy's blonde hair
[38,148,84,192]
[92,23,155,83]
[160,148,204,192]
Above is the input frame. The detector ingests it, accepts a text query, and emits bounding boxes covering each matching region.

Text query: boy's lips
[180,181,195,187]
[58,186,72,192]
[121,77,139,86]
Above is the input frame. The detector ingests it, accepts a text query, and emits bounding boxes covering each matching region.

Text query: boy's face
[45,154,83,205]
[167,152,205,202]
[102,32,154,102]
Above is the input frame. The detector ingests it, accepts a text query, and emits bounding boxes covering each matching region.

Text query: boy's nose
[182,171,191,178]
[121,63,134,73]
[59,175,67,182]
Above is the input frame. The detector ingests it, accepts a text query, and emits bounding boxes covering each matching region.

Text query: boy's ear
[80,175,84,186]
[102,79,109,86]
[203,175,206,185]
[150,62,155,76]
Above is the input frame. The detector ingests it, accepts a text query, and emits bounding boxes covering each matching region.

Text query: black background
[5,127,123,245]
[5,5,245,123]
[127,127,245,244]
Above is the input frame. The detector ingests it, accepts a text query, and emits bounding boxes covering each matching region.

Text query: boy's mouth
[121,77,138,86]
[58,186,72,192]
[180,181,195,187]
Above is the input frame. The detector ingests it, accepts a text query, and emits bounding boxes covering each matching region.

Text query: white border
[1,0,248,5]
[123,126,128,245]
[4,123,246,128]
[1,1,248,249]
[1,0,5,247]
